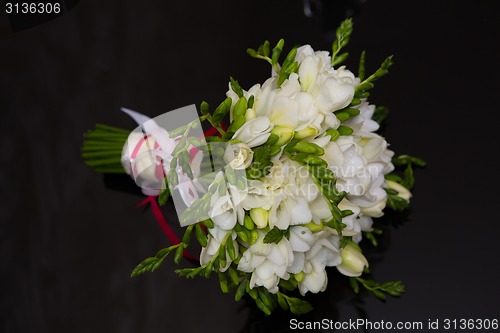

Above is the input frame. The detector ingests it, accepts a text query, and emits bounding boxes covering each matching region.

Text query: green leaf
[285,295,313,315]
[358,55,394,88]
[331,18,353,65]
[130,245,179,277]
[230,77,244,98]
[332,51,349,67]
[263,227,285,244]
[356,277,405,300]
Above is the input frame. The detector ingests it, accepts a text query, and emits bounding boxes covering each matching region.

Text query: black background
[1,0,500,332]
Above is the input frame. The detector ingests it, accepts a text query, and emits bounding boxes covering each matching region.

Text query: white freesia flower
[208,172,238,230]
[263,157,318,230]
[240,180,273,210]
[297,228,342,295]
[200,227,239,272]
[315,135,394,219]
[232,116,273,147]
[224,142,254,170]
[238,230,294,294]
[344,101,380,137]
[312,66,357,114]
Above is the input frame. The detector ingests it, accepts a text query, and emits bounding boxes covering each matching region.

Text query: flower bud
[271,125,294,146]
[386,180,412,202]
[337,243,369,277]
[245,108,256,121]
[294,272,306,283]
[250,208,269,229]
[294,126,318,139]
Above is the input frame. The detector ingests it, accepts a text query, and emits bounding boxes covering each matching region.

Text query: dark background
[1,0,500,332]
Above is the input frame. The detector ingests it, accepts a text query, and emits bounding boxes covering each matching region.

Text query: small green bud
[335,111,350,122]
[244,215,255,230]
[337,125,353,136]
[294,272,305,283]
[345,108,360,116]
[250,208,269,229]
[245,108,256,121]
[303,221,324,232]
[294,126,318,139]
[218,272,229,293]
[271,125,294,146]
[325,129,340,141]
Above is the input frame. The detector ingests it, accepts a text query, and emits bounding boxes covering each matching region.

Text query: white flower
[240,180,273,210]
[208,172,238,230]
[232,116,273,148]
[200,228,239,272]
[296,45,331,92]
[337,243,369,277]
[315,135,393,219]
[297,228,342,295]
[223,142,253,170]
[238,230,294,294]
[312,66,357,113]
[343,101,380,137]
[263,157,318,230]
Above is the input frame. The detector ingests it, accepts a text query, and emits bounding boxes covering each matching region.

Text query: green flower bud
[250,208,269,229]
[294,126,318,139]
[303,221,323,232]
[294,272,305,283]
[271,125,294,146]
[244,215,255,230]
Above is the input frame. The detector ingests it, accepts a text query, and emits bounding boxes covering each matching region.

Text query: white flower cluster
[197,45,410,295]
[119,44,411,298]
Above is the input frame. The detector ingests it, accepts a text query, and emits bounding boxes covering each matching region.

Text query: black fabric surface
[1,1,499,332]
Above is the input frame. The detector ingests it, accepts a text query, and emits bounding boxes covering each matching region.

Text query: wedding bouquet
[82,19,424,315]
